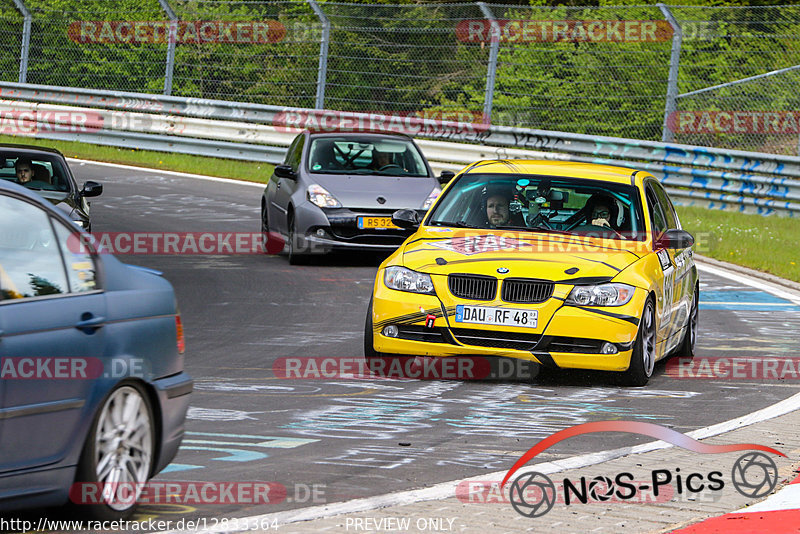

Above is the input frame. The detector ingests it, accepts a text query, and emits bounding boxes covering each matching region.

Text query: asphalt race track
[20,161,800,527]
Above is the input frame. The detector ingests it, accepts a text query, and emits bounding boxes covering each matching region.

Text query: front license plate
[357,216,399,230]
[455,305,538,328]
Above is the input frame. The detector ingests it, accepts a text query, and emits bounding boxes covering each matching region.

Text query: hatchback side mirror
[80,181,103,197]
[656,229,694,249]
[438,170,455,185]
[392,209,421,229]
[274,164,297,180]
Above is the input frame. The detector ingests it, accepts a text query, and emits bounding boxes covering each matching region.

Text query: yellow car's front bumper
[371,282,647,372]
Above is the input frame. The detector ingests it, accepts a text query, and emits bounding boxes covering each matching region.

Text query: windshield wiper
[431,220,479,228]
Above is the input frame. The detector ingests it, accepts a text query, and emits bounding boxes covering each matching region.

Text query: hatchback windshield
[427,173,646,241]
[307,136,428,177]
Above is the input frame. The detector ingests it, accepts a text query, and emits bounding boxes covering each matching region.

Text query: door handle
[75,315,105,331]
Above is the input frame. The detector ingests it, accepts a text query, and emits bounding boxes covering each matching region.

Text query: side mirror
[656,229,694,249]
[80,181,103,197]
[274,164,297,180]
[438,170,455,185]
[391,209,421,229]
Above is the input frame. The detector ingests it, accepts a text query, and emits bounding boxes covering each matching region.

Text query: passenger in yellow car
[586,193,620,231]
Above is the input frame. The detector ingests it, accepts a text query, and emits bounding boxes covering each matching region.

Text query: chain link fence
[1,1,800,153]
[669,5,800,155]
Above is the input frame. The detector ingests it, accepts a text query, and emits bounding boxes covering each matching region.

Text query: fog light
[316,228,326,237]
[601,342,618,355]
[383,325,399,338]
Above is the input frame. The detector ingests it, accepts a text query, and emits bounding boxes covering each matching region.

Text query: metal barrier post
[658,3,682,143]
[159,0,177,96]
[12,0,31,84]
[477,2,499,124]
[308,0,329,110]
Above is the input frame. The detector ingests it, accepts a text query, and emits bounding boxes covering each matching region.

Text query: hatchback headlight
[422,187,442,210]
[384,266,435,295]
[307,184,342,208]
[566,283,635,307]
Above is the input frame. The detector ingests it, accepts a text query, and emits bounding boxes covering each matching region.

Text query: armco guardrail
[1,81,799,216]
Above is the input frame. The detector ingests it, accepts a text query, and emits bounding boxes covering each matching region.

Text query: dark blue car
[0,180,192,519]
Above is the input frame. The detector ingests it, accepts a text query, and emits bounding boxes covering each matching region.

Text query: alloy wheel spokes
[643,306,656,376]
[93,386,153,511]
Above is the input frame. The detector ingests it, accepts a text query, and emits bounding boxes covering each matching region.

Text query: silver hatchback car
[261,131,450,264]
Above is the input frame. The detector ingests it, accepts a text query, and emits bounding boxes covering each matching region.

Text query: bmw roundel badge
[497,267,510,274]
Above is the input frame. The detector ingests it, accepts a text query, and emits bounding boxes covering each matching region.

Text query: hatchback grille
[450,328,541,351]
[501,278,554,304]
[448,274,497,301]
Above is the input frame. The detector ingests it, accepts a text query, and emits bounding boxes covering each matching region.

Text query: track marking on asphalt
[696,263,800,305]
[152,259,800,532]
[68,158,266,188]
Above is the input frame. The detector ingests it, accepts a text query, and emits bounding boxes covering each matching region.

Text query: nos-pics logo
[502,421,783,518]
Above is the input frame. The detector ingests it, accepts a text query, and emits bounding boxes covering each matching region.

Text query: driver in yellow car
[486,193,511,227]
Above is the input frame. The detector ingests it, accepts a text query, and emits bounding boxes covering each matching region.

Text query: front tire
[363,297,384,360]
[621,299,656,386]
[677,286,698,358]
[72,383,156,520]
[287,212,307,265]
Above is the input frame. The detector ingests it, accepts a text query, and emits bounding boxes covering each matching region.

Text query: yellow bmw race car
[364,160,698,386]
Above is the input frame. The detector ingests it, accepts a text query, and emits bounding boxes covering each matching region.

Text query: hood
[310,173,436,210]
[400,228,646,283]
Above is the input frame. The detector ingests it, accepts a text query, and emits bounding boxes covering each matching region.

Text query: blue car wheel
[74,382,156,520]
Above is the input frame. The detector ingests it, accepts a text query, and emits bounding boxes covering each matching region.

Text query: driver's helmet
[309,141,340,172]
[585,193,619,228]
[372,148,392,165]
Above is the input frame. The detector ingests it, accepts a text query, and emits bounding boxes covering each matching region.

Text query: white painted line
[697,263,800,306]
[66,157,266,189]
[735,483,800,513]
[702,302,798,307]
[156,245,800,533]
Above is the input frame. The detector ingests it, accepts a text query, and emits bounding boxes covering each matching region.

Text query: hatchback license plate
[455,305,538,328]
[357,216,399,230]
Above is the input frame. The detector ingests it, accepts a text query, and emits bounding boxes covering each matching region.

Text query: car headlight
[384,266,435,295]
[307,184,342,208]
[566,283,635,307]
[422,186,442,210]
[72,219,87,229]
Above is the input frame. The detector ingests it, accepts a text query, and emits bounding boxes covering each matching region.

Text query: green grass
[0,135,275,183]
[677,206,800,283]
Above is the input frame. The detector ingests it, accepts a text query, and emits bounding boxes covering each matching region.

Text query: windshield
[0,153,72,196]
[306,136,429,177]
[427,173,646,241]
